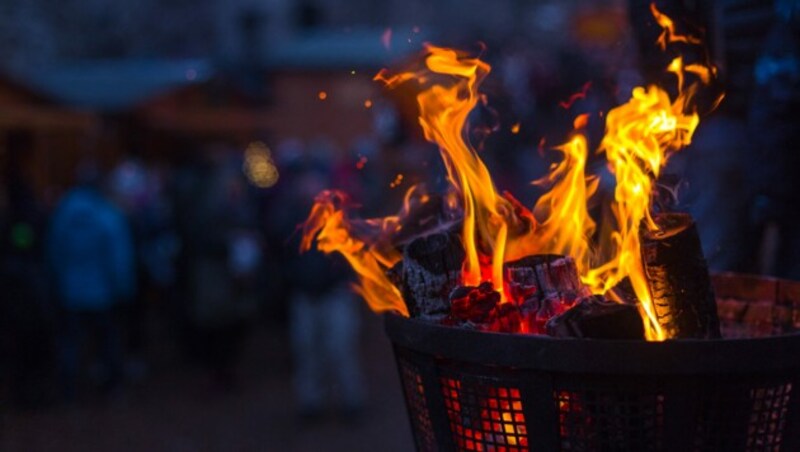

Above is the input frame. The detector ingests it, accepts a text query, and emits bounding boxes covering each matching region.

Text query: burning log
[608,277,639,305]
[449,282,501,322]
[504,254,590,333]
[444,282,522,333]
[504,254,587,301]
[545,295,645,339]
[490,302,523,333]
[641,212,721,339]
[395,231,465,319]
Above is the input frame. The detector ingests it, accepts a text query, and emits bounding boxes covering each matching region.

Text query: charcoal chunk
[546,296,645,340]
[449,282,500,323]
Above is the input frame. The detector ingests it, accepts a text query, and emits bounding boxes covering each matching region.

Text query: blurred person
[286,154,365,422]
[109,159,179,381]
[186,156,259,391]
[107,158,149,381]
[260,139,306,321]
[47,165,135,400]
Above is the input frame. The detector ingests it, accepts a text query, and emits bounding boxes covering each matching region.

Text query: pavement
[0,311,415,452]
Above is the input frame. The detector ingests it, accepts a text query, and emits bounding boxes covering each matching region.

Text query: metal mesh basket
[385,273,800,452]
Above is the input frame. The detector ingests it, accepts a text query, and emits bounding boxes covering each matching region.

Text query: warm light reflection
[243,142,279,188]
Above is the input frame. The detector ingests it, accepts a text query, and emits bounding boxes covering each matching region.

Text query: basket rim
[384,272,800,375]
[385,314,800,375]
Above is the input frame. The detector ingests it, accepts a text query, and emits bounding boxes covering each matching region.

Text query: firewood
[545,295,645,339]
[449,282,501,323]
[504,254,587,302]
[490,302,523,333]
[398,231,465,319]
[387,261,404,289]
[503,254,590,333]
[608,277,639,305]
[444,283,523,333]
[641,212,721,339]
[503,254,587,299]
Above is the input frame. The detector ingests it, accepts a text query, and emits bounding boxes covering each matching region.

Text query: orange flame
[579,3,714,340]
[375,46,598,300]
[531,134,598,274]
[301,189,428,317]
[582,84,701,340]
[650,3,701,50]
[302,5,718,340]
[377,45,513,296]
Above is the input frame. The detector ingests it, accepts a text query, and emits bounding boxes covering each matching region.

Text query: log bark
[504,254,590,333]
[641,212,721,339]
[503,254,587,303]
[608,277,639,305]
[397,231,464,319]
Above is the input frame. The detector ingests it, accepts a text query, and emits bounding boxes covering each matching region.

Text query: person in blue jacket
[47,168,135,399]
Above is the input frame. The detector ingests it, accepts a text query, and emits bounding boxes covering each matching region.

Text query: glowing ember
[389,173,404,189]
[559,81,592,110]
[301,4,720,340]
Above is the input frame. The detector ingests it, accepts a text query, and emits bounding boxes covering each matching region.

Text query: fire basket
[386,273,800,452]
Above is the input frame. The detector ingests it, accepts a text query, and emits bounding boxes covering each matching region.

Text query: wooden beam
[0,106,96,130]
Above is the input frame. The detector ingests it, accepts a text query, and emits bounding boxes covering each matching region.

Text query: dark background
[0,0,798,450]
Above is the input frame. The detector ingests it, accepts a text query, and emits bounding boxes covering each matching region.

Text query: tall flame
[583,84,701,340]
[377,46,513,296]
[375,46,598,300]
[531,133,598,275]
[579,4,712,340]
[301,4,718,340]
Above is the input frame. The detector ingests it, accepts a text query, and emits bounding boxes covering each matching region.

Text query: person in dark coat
[47,170,135,399]
[286,155,366,421]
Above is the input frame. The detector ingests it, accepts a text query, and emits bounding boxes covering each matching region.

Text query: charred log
[449,282,501,324]
[490,302,523,333]
[387,261,404,288]
[641,212,721,339]
[398,231,465,319]
[608,277,639,305]
[504,254,590,333]
[504,254,587,302]
[443,283,522,333]
[545,295,645,339]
